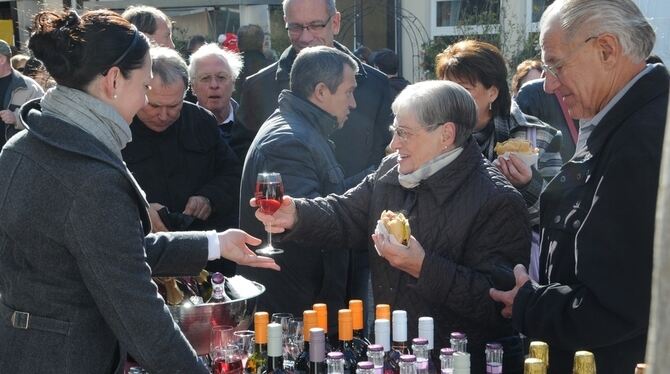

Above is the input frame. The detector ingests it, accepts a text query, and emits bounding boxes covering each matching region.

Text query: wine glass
[254,172,285,255]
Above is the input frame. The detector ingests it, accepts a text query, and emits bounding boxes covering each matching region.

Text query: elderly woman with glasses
[251,80,530,373]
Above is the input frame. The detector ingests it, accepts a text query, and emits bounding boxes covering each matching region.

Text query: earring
[113,93,118,99]
[489,102,492,110]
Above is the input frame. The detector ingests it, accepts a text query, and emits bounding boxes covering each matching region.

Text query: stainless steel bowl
[169,281,265,355]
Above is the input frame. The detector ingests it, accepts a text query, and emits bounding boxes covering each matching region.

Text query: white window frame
[430,0,501,37]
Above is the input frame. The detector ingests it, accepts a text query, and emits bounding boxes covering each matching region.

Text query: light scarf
[398,146,463,189]
[41,86,132,160]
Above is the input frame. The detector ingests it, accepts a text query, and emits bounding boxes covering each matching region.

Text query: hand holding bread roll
[380,210,411,246]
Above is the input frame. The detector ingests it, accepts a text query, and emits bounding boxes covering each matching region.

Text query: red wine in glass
[254,172,284,255]
[213,356,243,374]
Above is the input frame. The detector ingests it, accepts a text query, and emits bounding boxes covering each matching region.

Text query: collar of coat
[277,89,340,138]
[18,99,151,217]
[582,64,669,159]
[275,41,369,83]
[376,137,510,207]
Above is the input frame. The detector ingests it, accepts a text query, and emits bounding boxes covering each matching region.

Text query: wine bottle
[410,338,432,374]
[572,351,596,374]
[416,317,434,362]
[327,352,345,374]
[484,343,503,374]
[374,319,397,374]
[391,310,410,368]
[209,272,232,303]
[357,361,375,374]
[350,300,371,361]
[309,328,327,374]
[528,341,548,370]
[398,355,417,374]
[263,323,287,374]
[314,303,332,351]
[246,312,269,374]
[338,309,360,373]
[295,310,318,374]
[524,358,546,374]
[449,333,467,354]
[439,348,454,374]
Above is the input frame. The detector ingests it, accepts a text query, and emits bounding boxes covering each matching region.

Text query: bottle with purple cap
[439,348,454,374]
[209,272,231,303]
[398,355,416,374]
[356,361,375,374]
[411,338,432,374]
[449,333,467,354]
[485,343,503,374]
[327,352,345,374]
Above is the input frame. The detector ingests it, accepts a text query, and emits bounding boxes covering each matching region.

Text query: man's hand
[371,233,425,278]
[218,229,280,271]
[489,264,531,318]
[251,195,297,233]
[496,154,532,188]
[0,110,16,125]
[148,203,169,232]
[183,195,212,220]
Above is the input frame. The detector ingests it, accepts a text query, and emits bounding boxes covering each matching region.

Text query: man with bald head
[489,1,668,372]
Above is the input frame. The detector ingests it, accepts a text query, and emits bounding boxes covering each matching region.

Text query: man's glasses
[541,36,597,80]
[285,14,333,35]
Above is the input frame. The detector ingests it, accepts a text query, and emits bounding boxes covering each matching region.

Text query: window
[431,0,500,36]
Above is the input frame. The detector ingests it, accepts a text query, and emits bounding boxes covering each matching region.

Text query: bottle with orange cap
[313,303,333,352]
[349,300,370,363]
[295,310,319,374]
[376,304,391,321]
[337,309,359,373]
[246,311,269,374]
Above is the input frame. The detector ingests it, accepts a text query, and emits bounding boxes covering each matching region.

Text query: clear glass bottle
[528,341,548,370]
[263,323,287,374]
[209,272,232,302]
[523,358,546,374]
[309,328,327,374]
[449,333,467,353]
[417,317,434,362]
[337,309,359,373]
[245,312,269,374]
[356,361,375,374]
[367,344,384,374]
[350,300,371,362]
[485,343,503,374]
[398,355,417,374]
[374,319,397,374]
[327,352,345,374]
[439,348,454,374]
[572,351,596,374]
[295,310,318,374]
[452,352,470,374]
[411,338,431,374]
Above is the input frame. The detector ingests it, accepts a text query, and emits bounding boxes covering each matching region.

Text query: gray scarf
[41,86,132,160]
[398,146,463,189]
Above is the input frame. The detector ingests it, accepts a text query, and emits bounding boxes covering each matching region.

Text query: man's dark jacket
[233,41,393,185]
[123,102,242,233]
[513,64,669,374]
[237,90,347,333]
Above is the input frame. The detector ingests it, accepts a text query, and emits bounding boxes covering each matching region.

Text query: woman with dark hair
[436,40,562,228]
[0,10,277,373]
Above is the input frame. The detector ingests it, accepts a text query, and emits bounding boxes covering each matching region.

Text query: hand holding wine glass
[251,194,297,234]
[254,172,286,255]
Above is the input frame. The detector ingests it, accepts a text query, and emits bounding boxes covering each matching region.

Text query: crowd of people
[0,0,666,373]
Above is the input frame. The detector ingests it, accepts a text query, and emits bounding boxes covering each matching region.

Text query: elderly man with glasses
[490,0,668,373]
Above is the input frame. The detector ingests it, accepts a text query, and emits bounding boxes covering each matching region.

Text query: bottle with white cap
[391,310,410,369]
[452,351,470,374]
[263,322,288,373]
[374,319,396,374]
[309,327,327,374]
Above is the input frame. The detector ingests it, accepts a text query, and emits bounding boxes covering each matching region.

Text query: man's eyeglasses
[286,14,333,35]
[541,36,597,80]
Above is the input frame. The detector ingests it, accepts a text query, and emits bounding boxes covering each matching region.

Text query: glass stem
[267,222,273,249]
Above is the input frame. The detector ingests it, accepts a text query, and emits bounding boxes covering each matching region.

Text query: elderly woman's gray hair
[290,45,358,100]
[150,47,189,90]
[392,80,477,147]
[540,0,655,63]
[188,43,244,82]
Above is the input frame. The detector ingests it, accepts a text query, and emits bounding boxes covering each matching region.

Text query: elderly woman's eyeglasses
[285,14,333,35]
[541,36,597,80]
[389,123,417,141]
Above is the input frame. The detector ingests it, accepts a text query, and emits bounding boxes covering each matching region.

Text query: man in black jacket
[490,1,667,373]
[122,47,241,274]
